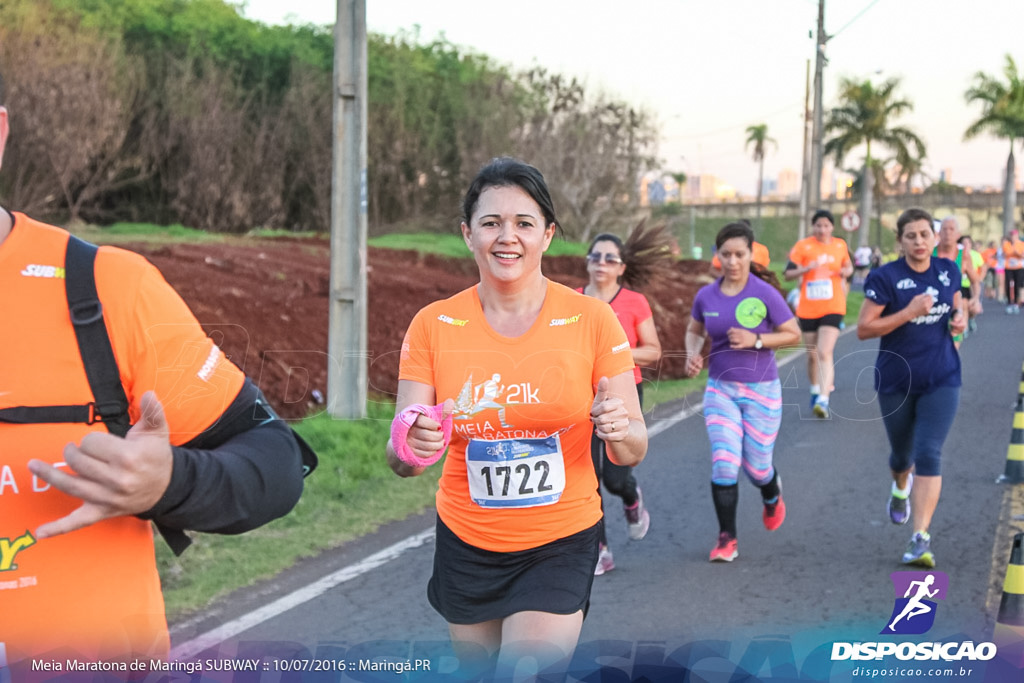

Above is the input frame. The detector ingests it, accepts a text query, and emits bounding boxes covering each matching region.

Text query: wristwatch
[754,334,763,350]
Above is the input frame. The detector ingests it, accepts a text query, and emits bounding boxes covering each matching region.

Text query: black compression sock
[711,482,739,538]
[759,469,780,504]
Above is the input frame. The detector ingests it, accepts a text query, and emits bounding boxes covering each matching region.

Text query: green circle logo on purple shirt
[735,297,767,329]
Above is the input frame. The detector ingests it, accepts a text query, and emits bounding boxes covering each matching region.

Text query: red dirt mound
[127,240,713,419]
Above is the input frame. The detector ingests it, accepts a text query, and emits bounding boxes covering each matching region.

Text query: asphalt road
[169,298,1024,681]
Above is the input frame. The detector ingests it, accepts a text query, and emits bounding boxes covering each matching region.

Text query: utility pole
[328,0,367,419]
[809,0,827,212]
[798,59,811,240]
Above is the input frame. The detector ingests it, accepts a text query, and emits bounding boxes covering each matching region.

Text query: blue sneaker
[902,531,935,567]
[813,396,830,419]
[810,393,819,411]
[888,474,912,525]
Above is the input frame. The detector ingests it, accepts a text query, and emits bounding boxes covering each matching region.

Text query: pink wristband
[390,403,453,467]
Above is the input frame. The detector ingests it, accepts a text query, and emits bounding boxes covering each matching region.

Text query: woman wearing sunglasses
[578,222,674,575]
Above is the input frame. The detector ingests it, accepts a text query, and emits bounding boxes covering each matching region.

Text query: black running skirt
[427,516,600,625]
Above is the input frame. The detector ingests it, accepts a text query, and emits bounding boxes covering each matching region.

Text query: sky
[237,0,1024,196]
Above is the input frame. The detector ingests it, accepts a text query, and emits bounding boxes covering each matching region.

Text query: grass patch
[75,222,226,244]
[247,228,323,239]
[368,233,470,258]
[368,232,588,258]
[642,372,707,408]
[157,397,441,620]
[75,223,325,246]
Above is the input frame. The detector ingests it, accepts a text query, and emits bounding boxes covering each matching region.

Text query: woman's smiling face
[461,185,554,288]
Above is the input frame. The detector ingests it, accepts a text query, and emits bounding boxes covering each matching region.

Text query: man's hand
[29,391,174,539]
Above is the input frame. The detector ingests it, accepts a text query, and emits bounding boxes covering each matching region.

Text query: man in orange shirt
[0,71,309,670]
[981,241,998,300]
[784,209,853,419]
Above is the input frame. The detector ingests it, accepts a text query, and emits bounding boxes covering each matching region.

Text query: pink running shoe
[763,495,786,531]
[709,532,738,562]
[594,543,615,576]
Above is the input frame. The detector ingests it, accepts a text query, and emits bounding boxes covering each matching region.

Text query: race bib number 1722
[466,435,566,508]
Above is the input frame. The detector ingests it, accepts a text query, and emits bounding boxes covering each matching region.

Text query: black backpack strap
[0,404,97,425]
[64,236,132,437]
[66,236,192,554]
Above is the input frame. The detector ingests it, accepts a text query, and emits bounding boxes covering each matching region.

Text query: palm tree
[892,150,930,195]
[668,171,687,203]
[745,123,777,232]
[824,77,926,249]
[964,55,1024,236]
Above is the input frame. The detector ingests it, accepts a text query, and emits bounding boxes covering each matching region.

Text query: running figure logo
[453,373,513,428]
[881,571,949,635]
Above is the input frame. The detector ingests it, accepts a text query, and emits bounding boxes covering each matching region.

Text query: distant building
[777,168,800,199]
[685,174,736,201]
[647,178,667,206]
[821,165,853,199]
[832,170,855,199]
[665,174,685,202]
[761,178,777,195]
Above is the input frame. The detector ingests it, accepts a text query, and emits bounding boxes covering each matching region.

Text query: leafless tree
[0,9,151,223]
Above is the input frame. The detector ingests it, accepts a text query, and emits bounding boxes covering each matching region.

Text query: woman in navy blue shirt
[857,208,966,568]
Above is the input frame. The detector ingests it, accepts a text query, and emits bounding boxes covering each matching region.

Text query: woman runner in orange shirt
[784,209,853,418]
[388,157,648,678]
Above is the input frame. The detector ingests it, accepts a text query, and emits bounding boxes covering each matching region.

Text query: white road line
[170,336,835,657]
[647,401,704,438]
[169,529,435,660]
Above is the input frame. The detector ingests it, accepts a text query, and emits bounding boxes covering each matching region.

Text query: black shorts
[960,286,972,301]
[427,516,600,625]
[798,313,844,332]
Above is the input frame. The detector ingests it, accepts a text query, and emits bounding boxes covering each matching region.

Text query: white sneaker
[624,488,651,540]
[594,543,615,576]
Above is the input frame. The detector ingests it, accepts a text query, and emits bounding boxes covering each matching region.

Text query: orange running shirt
[0,214,245,663]
[712,241,771,269]
[982,247,997,270]
[1002,239,1024,270]
[400,280,633,552]
[789,235,851,319]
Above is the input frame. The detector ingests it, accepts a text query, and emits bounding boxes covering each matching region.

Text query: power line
[829,0,884,41]
[666,103,803,140]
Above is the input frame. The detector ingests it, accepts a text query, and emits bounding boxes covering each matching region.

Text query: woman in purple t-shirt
[685,222,801,562]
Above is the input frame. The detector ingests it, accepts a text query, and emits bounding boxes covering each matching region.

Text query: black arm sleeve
[138,378,304,537]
